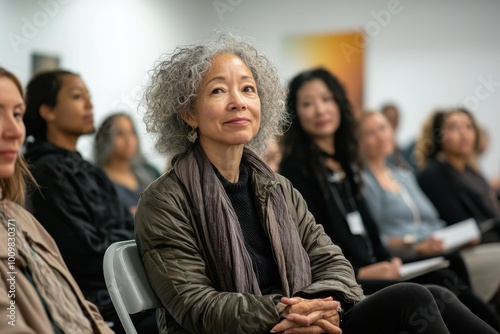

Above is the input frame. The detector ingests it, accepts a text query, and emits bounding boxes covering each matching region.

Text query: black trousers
[342,283,498,334]
[359,267,500,331]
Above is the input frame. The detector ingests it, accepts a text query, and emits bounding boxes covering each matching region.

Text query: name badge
[346,211,365,235]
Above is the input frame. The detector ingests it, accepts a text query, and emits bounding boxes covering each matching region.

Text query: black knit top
[214,163,282,295]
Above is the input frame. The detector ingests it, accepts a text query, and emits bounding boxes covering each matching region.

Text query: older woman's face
[296,79,340,140]
[0,77,25,179]
[190,53,260,150]
[358,113,395,161]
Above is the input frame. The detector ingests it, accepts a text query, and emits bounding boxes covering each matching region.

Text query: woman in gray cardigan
[359,111,500,305]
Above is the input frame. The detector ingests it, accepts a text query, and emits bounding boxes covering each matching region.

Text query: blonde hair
[356,109,384,138]
[0,67,37,206]
[357,110,379,127]
[357,110,391,160]
[2,158,36,206]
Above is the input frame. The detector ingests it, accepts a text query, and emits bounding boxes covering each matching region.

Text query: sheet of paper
[399,257,450,281]
[431,218,481,252]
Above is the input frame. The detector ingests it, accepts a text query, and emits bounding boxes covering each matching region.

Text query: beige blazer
[0,200,114,334]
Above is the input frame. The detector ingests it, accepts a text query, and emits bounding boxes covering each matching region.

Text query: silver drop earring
[187,127,198,143]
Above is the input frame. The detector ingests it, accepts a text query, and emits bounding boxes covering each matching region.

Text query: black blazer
[417,159,498,225]
[417,159,500,245]
[280,156,391,274]
[24,140,135,296]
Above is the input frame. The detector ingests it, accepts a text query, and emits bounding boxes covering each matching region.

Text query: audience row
[278,68,500,330]
[2,70,157,333]
[2,32,500,333]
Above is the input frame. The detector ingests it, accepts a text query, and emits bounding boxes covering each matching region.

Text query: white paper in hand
[399,257,450,281]
[431,218,480,252]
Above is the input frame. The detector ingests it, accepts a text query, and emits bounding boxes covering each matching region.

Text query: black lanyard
[327,172,376,262]
[327,172,358,217]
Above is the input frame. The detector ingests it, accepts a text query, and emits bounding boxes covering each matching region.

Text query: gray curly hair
[141,33,288,165]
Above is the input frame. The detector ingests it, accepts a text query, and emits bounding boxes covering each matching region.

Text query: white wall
[0,0,208,169]
[197,0,500,177]
[2,0,500,176]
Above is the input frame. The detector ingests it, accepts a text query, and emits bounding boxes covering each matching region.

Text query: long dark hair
[24,69,78,141]
[283,68,362,196]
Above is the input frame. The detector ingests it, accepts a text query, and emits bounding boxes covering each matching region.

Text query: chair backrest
[103,240,162,334]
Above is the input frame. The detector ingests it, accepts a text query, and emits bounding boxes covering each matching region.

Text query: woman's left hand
[270,297,342,333]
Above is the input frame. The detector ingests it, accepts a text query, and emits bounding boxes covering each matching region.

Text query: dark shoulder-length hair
[24,69,78,141]
[283,68,362,196]
[0,67,37,206]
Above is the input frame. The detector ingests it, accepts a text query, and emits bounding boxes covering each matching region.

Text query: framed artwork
[283,31,364,115]
[31,53,60,75]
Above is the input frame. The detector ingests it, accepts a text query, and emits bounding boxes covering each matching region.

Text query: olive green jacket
[135,168,364,334]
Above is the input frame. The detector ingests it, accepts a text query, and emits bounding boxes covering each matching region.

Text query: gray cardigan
[362,165,445,246]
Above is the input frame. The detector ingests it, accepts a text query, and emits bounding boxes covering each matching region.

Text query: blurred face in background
[358,113,395,161]
[111,116,138,162]
[382,106,399,131]
[440,111,477,159]
[296,79,340,141]
[42,74,94,136]
[0,77,25,178]
[262,139,282,173]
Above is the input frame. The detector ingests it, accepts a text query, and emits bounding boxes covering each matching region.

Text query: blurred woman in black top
[23,70,156,334]
[416,108,500,242]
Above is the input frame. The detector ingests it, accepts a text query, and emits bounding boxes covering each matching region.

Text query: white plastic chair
[103,240,162,334]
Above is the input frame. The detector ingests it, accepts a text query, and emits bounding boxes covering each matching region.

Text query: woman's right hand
[415,237,444,256]
[356,258,402,280]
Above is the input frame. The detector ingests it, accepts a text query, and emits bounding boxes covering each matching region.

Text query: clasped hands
[270,296,342,334]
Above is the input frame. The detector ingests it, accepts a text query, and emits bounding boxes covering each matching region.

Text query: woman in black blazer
[280,68,500,329]
[415,109,500,242]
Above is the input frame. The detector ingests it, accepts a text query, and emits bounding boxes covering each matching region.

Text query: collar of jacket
[249,167,279,217]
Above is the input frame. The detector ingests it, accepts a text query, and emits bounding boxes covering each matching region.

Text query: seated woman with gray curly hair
[134,33,498,334]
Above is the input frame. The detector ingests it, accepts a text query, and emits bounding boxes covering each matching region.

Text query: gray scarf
[174,144,311,296]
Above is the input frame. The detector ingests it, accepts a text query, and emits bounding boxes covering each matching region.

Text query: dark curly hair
[415,107,480,169]
[282,68,362,196]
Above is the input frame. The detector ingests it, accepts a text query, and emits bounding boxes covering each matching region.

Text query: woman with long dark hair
[281,68,391,281]
[280,68,500,330]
